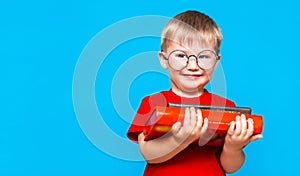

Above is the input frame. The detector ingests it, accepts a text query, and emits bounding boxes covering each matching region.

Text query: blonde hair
[161,10,222,53]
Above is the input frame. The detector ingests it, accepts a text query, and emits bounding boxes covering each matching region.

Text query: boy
[127,10,262,176]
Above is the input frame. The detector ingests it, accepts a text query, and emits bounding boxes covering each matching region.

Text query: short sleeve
[126,92,169,142]
[126,96,153,142]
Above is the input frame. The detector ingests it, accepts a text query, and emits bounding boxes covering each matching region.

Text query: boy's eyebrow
[178,48,190,53]
[170,48,190,53]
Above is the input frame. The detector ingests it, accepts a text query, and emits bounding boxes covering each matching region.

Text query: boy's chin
[179,83,205,91]
[177,86,204,95]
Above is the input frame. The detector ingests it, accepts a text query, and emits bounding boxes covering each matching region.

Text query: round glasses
[161,49,220,70]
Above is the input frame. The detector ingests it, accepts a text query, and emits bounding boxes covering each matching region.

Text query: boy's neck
[171,88,204,98]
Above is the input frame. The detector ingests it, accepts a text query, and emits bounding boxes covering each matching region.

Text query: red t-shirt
[127,89,235,176]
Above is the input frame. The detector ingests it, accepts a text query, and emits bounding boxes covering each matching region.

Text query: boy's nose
[186,57,199,70]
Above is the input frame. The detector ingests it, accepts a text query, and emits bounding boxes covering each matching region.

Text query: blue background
[1,0,299,175]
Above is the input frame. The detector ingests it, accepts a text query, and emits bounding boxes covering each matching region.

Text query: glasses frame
[161,49,221,71]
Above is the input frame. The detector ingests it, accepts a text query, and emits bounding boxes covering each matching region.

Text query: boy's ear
[158,52,168,69]
[211,54,221,70]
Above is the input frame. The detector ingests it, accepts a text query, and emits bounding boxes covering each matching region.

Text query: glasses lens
[168,50,188,70]
[197,50,217,69]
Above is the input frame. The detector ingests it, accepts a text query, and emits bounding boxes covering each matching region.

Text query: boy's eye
[176,53,187,58]
[170,51,188,60]
[198,50,217,60]
[198,55,209,59]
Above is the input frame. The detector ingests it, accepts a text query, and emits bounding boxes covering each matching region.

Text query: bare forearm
[220,145,245,173]
[138,108,209,164]
[138,133,190,164]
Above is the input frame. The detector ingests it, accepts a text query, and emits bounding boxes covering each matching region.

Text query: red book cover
[143,104,263,146]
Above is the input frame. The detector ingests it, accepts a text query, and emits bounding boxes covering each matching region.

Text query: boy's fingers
[196,109,203,128]
[246,118,254,138]
[171,122,182,135]
[200,118,209,134]
[190,107,196,127]
[235,115,241,135]
[227,121,235,136]
[250,134,263,142]
[184,108,190,127]
[240,114,247,136]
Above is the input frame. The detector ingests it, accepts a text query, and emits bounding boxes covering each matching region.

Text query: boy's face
[158,41,219,97]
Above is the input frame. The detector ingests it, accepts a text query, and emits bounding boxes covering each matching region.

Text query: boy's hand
[224,114,263,151]
[171,107,208,144]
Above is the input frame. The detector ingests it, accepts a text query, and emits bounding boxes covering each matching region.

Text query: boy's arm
[138,132,189,163]
[138,108,208,164]
[220,115,263,173]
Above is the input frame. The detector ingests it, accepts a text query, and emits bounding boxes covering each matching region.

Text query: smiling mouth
[182,74,202,77]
